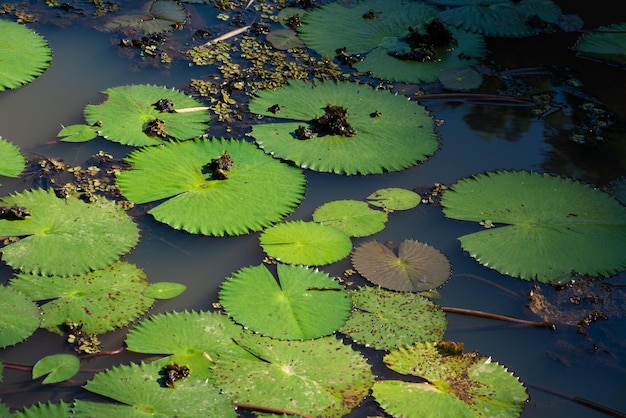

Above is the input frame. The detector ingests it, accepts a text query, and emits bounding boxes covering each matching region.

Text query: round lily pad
[366,187,421,211]
[0,20,52,91]
[116,138,306,236]
[441,170,626,283]
[352,240,451,291]
[249,79,439,175]
[260,220,353,265]
[312,199,387,237]
[0,137,26,178]
[84,84,210,146]
[219,263,351,340]
[0,189,139,276]
[0,286,40,348]
[32,354,80,384]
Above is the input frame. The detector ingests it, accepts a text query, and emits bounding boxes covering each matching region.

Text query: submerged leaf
[102,0,187,34]
[441,171,626,282]
[0,286,39,348]
[0,137,26,178]
[266,28,305,50]
[313,199,387,237]
[250,80,439,175]
[32,354,80,384]
[116,138,305,236]
[220,263,351,339]
[0,189,139,276]
[438,67,483,90]
[143,282,186,299]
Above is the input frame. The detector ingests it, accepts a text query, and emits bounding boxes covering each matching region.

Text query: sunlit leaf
[0,137,26,179]
[143,282,186,299]
[366,187,420,211]
[441,171,626,282]
[13,401,72,418]
[32,354,80,384]
[219,263,351,339]
[0,286,39,348]
[313,199,387,237]
[57,124,99,143]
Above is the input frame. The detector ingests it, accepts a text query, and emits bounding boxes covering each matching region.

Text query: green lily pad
[75,362,236,417]
[259,220,353,266]
[375,342,528,417]
[0,20,52,91]
[441,171,626,283]
[219,263,351,340]
[249,79,439,175]
[116,138,305,236]
[266,29,305,50]
[84,84,210,147]
[0,189,139,276]
[0,286,40,348]
[13,401,72,418]
[213,332,374,418]
[438,67,483,90]
[366,187,421,211]
[298,0,486,83]
[143,282,186,299]
[340,286,447,350]
[32,354,80,384]
[313,199,387,237]
[10,262,154,335]
[574,23,626,66]
[125,311,252,380]
[57,124,99,143]
[102,0,187,34]
[352,240,451,291]
[0,137,26,178]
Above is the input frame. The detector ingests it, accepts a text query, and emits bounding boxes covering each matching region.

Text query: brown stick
[202,25,252,47]
[442,307,555,329]
[412,93,534,105]
[527,382,626,418]
[452,273,523,299]
[234,402,312,418]
[173,106,210,113]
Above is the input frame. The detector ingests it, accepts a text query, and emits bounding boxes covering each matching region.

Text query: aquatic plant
[0,137,26,180]
[573,22,626,67]
[0,285,39,348]
[312,199,388,237]
[12,401,72,418]
[101,0,187,34]
[249,79,439,174]
[32,354,80,385]
[366,187,421,211]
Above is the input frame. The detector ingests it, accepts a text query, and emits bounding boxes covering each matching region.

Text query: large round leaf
[249,80,439,175]
[352,240,451,291]
[10,262,154,334]
[116,138,306,236]
[0,20,51,91]
[0,189,139,276]
[0,286,39,348]
[0,137,26,178]
[259,220,352,265]
[84,84,210,146]
[219,263,351,340]
[340,286,447,350]
[213,332,374,418]
[312,199,387,237]
[441,171,626,283]
[298,0,486,83]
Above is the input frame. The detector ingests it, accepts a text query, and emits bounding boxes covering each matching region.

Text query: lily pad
[298,0,486,83]
[266,29,305,50]
[249,80,439,175]
[0,286,40,348]
[116,138,305,236]
[102,0,187,34]
[219,263,351,340]
[438,67,483,90]
[574,23,626,66]
[441,171,626,283]
[10,262,154,335]
[352,240,451,291]
[0,137,26,179]
[340,286,447,350]
[75,362,236,417]
[0,189,139,276]
[259,220,352,265]
[374,342,528,417]
[366,187,421,211]
[84,84,210,147]
[213,332,374,418]
[13,401,72,418]
[312,199,387,237]
[57,124,99,143]
[32,354,80,384]
[0,20,52,91]
[143,282,186,299]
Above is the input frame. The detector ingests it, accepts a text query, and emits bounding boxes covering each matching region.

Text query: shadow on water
[0,1,625,417]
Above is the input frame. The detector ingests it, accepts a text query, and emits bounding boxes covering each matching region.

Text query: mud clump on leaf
[390,19,456,62]
[161,363,190,388]
[310,104,356,137]
[294,125,314,140]
[152,98,175,113]
[206,151,233,180]
[0,205,31,220]
[143,119,168,138]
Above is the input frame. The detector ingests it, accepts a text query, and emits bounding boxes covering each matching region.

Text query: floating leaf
[313,199,387,237]
[298,0,486,83]
[10,262,153,335]
[0,137,26,179]
[102,1,187,34]
[366,187,421,211]
[213,332,374,418]
[574,23,626,66]
[374,342,528,417]
[143,282,186,299]
[352,240,451,291]
[84,84,210,147]
[56,124,99,143]
[266,29,304,50]
[0,286,39,348]
[13,401,72,418]
[219,263,351,340]
[441,171,626,282]
[125,311,252,380]
[260,220,352,265]
[116,138,305,236]
[0,189,139,276]
[249,80,439,174]
[32,354,80,384]
[0,20,51,91]
[340,286,447,350]
[75,362,236,417]
[438,67,483,90]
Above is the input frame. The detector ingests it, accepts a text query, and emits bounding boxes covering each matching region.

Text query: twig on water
[80,346,125,359]
[412,93,534,105]
[442,306,556,329]
[527,382,626,418]
[453,273,524,299]
[202,25,252,47]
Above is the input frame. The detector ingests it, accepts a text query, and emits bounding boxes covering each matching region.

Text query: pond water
[0,1,625,417]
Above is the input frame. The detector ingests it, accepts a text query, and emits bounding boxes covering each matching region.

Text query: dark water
[1,1,625,417]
